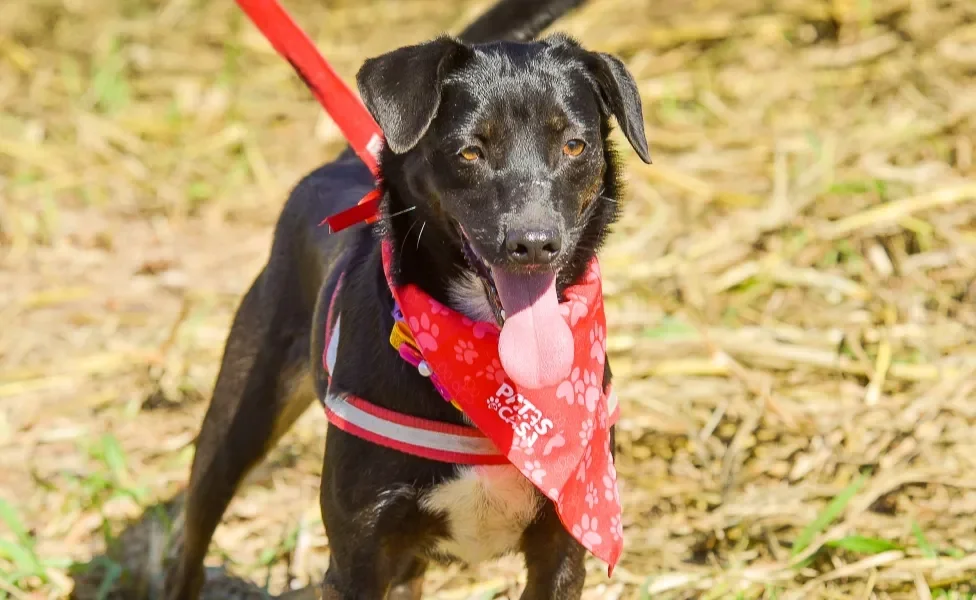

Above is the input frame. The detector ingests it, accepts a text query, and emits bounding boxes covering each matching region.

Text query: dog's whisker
[378,205,418,222]
[416,221,427,250]
[574,194,611,227]
[399,218,422,255]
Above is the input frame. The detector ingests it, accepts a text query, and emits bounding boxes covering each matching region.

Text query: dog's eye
[459,146,483,162]
[563,139,586,157]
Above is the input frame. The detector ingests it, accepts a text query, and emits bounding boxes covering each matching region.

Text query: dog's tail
[458,0,587,44]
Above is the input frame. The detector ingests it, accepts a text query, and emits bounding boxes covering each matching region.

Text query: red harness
[321,275,513,465]
[320,273,620,468]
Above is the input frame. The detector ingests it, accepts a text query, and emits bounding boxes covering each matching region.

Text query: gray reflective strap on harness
[321,272,504,464]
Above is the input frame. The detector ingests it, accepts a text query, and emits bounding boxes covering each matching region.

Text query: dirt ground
[2,0,976,598]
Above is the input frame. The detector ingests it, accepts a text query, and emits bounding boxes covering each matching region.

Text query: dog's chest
[421,465,541,564]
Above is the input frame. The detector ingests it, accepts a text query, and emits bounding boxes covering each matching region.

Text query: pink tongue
[492,269,574,390]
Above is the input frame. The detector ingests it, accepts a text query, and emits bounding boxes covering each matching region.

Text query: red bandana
[381,241,623,573]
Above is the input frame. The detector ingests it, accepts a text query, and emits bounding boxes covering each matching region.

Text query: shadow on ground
[68,493,320,600]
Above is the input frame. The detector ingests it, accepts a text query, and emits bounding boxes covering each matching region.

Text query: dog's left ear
[356,37,470,154]
[582,52,652,164]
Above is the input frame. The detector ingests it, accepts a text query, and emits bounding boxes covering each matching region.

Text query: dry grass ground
[2,0,976,598]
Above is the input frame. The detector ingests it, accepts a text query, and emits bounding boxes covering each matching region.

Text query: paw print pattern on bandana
[560,410,621,569]
[407,313,439,351]
[585,482,599,508]
[597,398,609,430]
[590,323,606,365]
[556,367,581,406]
[557,368,601,412]
[454,340,478,364]
[524,460,547,484]
[576,445,593,482]
[581,370,601,412]
[579,418,594,446]
[572,514,603,549]
[561,291,589,326]
[476,359,506,385]
[516,434,535,456]
[471,320,496,340]
[429,298,451,316]
[610,515,623,541]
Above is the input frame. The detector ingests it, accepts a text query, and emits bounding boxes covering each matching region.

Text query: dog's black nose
[504,228,562,265]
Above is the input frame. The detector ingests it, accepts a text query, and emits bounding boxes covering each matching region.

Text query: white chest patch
[421,465,541,565]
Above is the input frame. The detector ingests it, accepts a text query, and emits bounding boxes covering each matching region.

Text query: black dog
[165,0,650,598]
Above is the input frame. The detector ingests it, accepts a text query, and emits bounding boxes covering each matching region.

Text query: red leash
[235,0,383,232]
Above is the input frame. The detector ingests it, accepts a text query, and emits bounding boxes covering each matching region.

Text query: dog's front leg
[322,554,427,600]
[318,433,431,600]
[519,501,587,600]
[319,522,427,600]
[319,526,399,600]
[385,557,427,600]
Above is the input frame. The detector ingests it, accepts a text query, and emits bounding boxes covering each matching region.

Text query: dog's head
[357,35,649,389]
[357,35,649,270]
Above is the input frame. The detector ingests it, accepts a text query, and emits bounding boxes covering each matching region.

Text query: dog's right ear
[356,37,471,154]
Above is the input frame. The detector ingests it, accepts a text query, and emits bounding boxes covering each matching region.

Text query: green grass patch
[642,315,697,339]
[0,498,71,593]
[792,472,869,558]
[825,534,901,555]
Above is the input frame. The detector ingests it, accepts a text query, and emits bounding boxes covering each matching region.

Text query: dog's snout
[504,227,562,265]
